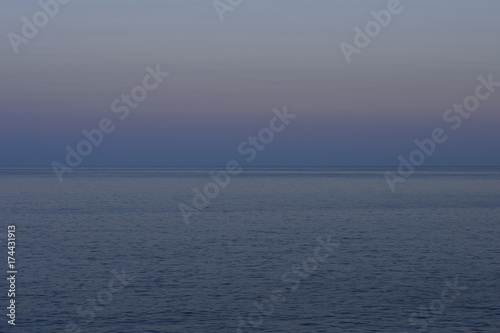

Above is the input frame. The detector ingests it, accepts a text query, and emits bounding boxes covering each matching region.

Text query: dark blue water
[0,168,499,332]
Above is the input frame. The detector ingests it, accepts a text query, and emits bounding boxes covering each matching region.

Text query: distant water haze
[2,1,499,332]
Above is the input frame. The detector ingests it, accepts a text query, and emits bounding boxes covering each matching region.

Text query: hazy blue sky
[1,0,499,167]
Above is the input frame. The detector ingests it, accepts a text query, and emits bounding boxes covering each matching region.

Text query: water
[0,167,498,332]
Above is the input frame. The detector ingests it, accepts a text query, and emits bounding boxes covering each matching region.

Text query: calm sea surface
[0,167,498,332]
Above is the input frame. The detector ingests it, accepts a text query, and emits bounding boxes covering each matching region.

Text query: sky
[1,0,499,167]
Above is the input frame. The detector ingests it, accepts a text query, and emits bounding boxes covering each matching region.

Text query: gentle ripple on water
[0,168,498,332]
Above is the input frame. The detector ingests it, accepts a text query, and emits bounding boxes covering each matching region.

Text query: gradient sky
[1,0,499,167]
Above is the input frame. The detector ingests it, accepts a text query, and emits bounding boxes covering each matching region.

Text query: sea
[0,167,498,332]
